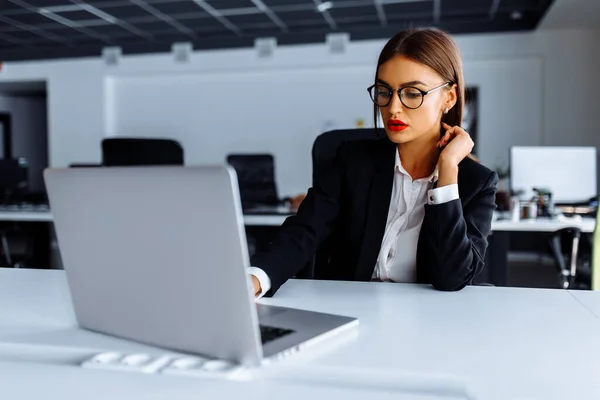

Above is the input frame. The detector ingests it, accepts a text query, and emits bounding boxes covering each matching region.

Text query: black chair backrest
[0,158,28,204]
[311,128,382,186]
[304,128,381,279]
[226,154,279,208]
[102,138,184,167]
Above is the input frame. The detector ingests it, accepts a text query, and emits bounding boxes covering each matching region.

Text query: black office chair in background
[0,158,33,268]
[0,158,29,205]
[548,227,591,289]
[102,138,184,167]
[226,154,283,209]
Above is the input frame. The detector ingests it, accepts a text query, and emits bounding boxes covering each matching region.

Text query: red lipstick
[387,119,408,132]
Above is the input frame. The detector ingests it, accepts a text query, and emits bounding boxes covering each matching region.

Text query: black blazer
[251,137,498,296]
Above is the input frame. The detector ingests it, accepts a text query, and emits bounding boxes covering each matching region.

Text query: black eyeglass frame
[367,81,452,109]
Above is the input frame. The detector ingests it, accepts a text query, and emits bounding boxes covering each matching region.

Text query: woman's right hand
[251,274,262,296]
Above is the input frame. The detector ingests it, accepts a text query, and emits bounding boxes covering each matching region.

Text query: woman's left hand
[437,122,474,167]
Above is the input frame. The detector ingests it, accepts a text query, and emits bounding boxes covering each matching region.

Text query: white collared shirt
[372,150,459,283]
[251,150,459,297]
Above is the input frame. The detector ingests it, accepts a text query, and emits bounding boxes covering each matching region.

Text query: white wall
[0,27,598,196]
[111,65,376,195]
[111,57,544,195]
[0,94,48,192]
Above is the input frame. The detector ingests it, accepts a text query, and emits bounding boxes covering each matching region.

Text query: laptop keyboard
[259,325,294,344]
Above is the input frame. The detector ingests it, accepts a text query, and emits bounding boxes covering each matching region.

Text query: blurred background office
[0,0,598,289]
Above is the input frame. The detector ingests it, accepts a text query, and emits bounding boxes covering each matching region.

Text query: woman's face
[375,55,456,145]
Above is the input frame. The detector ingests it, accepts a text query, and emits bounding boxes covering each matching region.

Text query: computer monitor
[510,146,597,204]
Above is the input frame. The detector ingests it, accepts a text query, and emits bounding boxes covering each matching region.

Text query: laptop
[44,166,358,366]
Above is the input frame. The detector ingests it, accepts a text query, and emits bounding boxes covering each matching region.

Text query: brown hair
[373,28,465,134]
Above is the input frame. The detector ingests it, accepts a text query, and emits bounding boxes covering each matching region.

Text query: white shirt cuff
[248,267,272,299]
[428,184,459,205]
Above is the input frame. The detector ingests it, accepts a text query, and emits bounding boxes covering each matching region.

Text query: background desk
[0,210,54,222]
[491,217,596,233]
[2,269,600,399]
[0,209,290,269]
[485,216,596,287]
[0,210,289,227]
[0,210,596,289]
[0,209,592,231]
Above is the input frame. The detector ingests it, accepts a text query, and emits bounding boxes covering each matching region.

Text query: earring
[444,107,449,114]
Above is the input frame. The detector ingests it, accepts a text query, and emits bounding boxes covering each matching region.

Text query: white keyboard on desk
[82,351,244,378]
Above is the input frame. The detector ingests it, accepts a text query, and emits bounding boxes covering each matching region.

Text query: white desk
[243,205,293,226]
[491,216,596,233]
[243,214,289,226]
[0,209,594,231]
[570,290,600,321]
[248,215,599,231]
[0,210,288,226]
[2,269,600,399]
[0,210,54,222]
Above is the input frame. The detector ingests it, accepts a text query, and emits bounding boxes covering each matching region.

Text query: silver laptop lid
[44,166,263,365]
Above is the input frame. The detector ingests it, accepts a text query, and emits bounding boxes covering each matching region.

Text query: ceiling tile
[441,0,494,14]
[151,1,207,15]
[384,1,433,15]
[79,23,137,37]
[4,12,54,25]
[276,9,324,24]
[337,14,382,29]
[54,10,104,21]
[329,5,378,19]
[113,20,172,32]
[264,0,314,6]
[190,26,234,36]
[173,16,227,30]
[5,29,52,41]
[207,0,257,10]
[0,2,24,12]
[21,0,73,7]
[286,19,330,30]
[226,12,275,26]
[94,5,152,19]
[240,25,283,36]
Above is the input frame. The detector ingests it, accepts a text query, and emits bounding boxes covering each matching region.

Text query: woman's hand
[252,274,262,296]
[438,123,474,166]
[436,123,474,187]
[288,194,306,211]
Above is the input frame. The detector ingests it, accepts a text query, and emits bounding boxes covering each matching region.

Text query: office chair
[0,158,28,205]
[297,128,382,279]
[311,128,382,187]
[548,227,583,289]
[0,158,33,268]
[226,154,282,209]
[102,138,184,167]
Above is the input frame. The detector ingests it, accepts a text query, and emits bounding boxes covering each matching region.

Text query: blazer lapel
[355,141,396,281]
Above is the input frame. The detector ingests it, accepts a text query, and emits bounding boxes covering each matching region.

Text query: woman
[250,28,498,297]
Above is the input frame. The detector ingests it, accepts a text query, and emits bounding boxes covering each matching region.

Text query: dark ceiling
[0,0,555,62]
